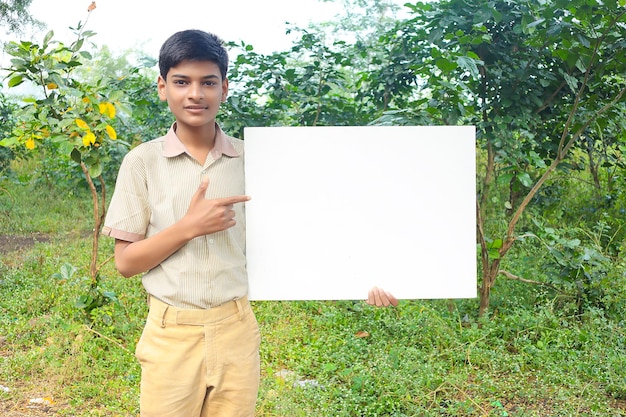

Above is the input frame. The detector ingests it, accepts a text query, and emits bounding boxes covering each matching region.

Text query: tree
[220,0,411,136]
[0,0,42,34]
[223,30,381,137]
[1,16,125,318]
[376,0,626,316]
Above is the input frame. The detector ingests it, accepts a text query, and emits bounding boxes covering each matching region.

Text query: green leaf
[75,294,94,309]
[0,137,18,147]
[88,162,103,179]
[554,49,569,61]
[50,135,67,144]
[58,118,75,129]
[103,291,117,300]
[8,75,24,87]
[10,57,27,67]
[58,141,75,156]
[43,30,54,47]
[525,18,545,30]
[491,8,502,22]
[564,73,579,93]
[497,173,514,186]
[487,238,503,250]
[435,58,458,72]
[457,55,480,79]
[57,263,77,280]
[517,172,533,187]
[108,90,124,101]
[70,148,82,164]
[575,57,587,73]
[72,38,85,52]
[323,363,338,372]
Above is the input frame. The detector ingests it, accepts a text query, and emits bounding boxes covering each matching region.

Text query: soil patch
[0,233,51,255]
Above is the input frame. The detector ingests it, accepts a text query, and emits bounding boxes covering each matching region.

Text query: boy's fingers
[191,178,210,203]
[192,177,249,206]
[369,286,382,306]
[387,292,399,307]
[366,287,398,307]
[216,195,251,206]
[374,290,383,306]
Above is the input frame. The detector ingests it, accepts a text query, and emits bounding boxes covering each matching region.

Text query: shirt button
[209,239,215,244]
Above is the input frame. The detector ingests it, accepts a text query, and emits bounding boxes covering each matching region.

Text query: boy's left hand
[366,287,399,307]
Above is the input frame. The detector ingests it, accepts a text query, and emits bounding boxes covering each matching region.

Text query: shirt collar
[163,123,240,159]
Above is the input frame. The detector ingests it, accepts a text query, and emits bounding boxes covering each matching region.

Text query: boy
[103,29,397,417]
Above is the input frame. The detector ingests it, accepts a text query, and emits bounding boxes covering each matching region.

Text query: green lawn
[1,177,625,416]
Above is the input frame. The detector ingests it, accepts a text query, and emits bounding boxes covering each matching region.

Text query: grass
[1,170,625,416]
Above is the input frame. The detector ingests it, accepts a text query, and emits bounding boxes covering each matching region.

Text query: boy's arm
[114,178,250,278]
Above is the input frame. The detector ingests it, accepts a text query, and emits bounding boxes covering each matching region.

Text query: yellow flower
[25,137,36,150]
[105,124,117,140]
[46,82,58,90]
[106,102,116,118]
[75,119,89,130]
[82,132,96,146]
[99,102,116,119]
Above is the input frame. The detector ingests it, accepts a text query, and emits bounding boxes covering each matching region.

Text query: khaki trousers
[135,296,260,417]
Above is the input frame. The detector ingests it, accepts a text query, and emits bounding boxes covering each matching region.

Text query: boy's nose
[189,84,204,99]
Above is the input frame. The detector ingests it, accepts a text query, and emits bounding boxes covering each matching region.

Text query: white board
[243,126,476,301]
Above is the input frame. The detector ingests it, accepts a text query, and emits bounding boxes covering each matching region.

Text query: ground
[0,234,50,255]
[1,233,56,416]
[1,233,625,416]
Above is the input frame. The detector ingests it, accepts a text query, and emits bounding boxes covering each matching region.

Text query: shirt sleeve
[102,150,150,242]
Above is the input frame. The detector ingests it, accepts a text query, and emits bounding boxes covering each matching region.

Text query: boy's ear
[157,75,167,102]
[221,78,229,103]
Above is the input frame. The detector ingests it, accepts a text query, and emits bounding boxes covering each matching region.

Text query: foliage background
[1,0,625,415]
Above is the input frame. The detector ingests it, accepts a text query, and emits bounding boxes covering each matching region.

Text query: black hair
[158,30,229,80]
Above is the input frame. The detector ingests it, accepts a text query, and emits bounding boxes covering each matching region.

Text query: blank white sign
[243,126,476,301]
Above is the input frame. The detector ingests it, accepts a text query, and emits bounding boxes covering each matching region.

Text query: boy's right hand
[184,178,250,238]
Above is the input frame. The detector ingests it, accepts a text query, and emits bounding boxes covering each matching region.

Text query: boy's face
[157,60,228,130]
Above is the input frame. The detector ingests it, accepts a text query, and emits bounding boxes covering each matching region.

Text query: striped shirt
[102,123,248,309]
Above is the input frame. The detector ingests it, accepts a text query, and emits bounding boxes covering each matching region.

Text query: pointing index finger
[215,195,251,206]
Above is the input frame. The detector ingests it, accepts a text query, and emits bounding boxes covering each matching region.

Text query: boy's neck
[174,122,217,164]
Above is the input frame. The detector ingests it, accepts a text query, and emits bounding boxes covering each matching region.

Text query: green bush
[0,93,18,175]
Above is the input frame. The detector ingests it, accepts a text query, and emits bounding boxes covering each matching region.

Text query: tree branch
[83,325,131,354]
[499,269,570,295]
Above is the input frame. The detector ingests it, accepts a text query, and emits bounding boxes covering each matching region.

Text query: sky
[21,0,364,57]
[2,0,412,92]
